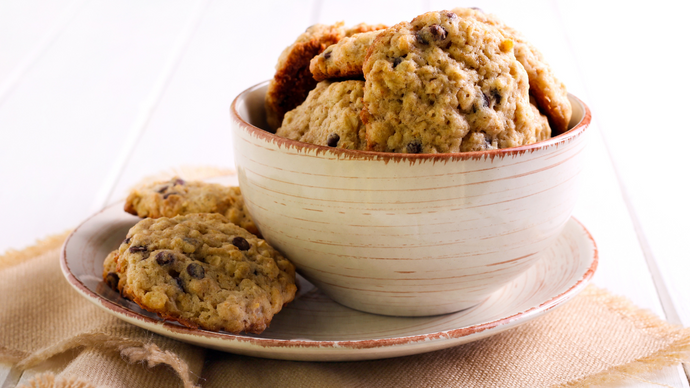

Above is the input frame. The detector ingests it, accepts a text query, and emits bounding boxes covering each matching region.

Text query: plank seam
[0,0,91,107]
[90,0,213,212]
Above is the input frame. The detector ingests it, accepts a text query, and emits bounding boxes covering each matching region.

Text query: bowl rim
[230,80,591,162]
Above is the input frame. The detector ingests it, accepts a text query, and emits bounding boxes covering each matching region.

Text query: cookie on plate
[265,23,346,131]
[276,80,366,150]
[310,30,386,81]
[124,177,260,237]
[102,213,297,334]
[451,7,571,134]
[362,11,543,153]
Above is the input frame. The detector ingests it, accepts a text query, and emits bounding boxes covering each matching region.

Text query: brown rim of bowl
[60,200,598,351]
[230,80,591,162]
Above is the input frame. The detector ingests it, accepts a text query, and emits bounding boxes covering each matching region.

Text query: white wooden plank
[107,0,317,203]
[0,0,202,255]
[0,0,83,86]
[318,0,425,26]
[90,0,211,212]
[554,0,690,328]
[0,362,15,387]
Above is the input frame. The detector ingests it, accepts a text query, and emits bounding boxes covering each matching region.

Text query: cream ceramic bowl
[230,81,590,317]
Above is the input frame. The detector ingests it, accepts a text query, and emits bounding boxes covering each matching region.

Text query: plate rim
[60,201,598,352]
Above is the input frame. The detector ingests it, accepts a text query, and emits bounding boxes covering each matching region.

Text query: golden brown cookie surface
[276,80,366,150]
[102,214,297,334]
[451,7,571,134]
[310,30,386,81]
[124,177,260,237]
[362,11,543,153]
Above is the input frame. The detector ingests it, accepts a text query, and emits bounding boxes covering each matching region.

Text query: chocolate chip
[324,50,332,60]
[482,93,490,107]
[169,269,180,278]
[326,133,340,147]
[157,185,169,193]
[183,237,201,250]
[163,192,178,199]
[492,90,502,105]
[105,272,119,289]
[446,11,457,19]
[393,57,402,68]
[155,251,175,265]
[186,263,205,279]
[406,141,422,154]
[232,236,251,251]
[129,245,147,253]
[417,25,447,45]
[174,277,185,291]
[428,25,447,41]
[174,178,185,185]
[470,7,484,13]
[123,237,131,244]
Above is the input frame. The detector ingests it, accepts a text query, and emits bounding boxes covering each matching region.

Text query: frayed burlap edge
[19,373,99,388]
[556,286,690,387]
[14,333,199,388]
[0,231,72,270]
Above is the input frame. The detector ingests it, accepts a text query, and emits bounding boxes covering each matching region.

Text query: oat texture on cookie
[276,80,367,150]
[310,29,387,82]
[451,7,571,134]
[124,177,260,237]
[102,213,297,334]
[362,10,547,154]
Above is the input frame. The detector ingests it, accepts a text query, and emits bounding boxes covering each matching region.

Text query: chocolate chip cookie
[276,80,366,150]
[362,11,544,153]
[124,177,260,237]
[451,7,571,134]
[310,30,386,81]
[102,213,297,334]
[265,22,388,131]
[264,23,346,131]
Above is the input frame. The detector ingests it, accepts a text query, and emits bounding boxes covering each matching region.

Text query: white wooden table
[2,0,688,386]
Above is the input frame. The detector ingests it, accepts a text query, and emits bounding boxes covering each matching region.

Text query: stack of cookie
[267,8,571,154]
[103,178,297,334]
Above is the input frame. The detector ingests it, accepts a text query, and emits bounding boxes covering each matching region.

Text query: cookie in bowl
[362,10,548,153]
[265,22,387,130]
[103,213,297,334]
[276,80,367,150]
[450,7,571,134]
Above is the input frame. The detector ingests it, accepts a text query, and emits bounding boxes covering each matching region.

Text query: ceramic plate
[60,180,597,361]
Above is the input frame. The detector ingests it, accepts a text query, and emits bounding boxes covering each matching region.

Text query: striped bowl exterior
[230,81,591,316]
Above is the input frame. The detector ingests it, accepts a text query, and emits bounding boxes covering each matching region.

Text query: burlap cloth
[2,168,690,388]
